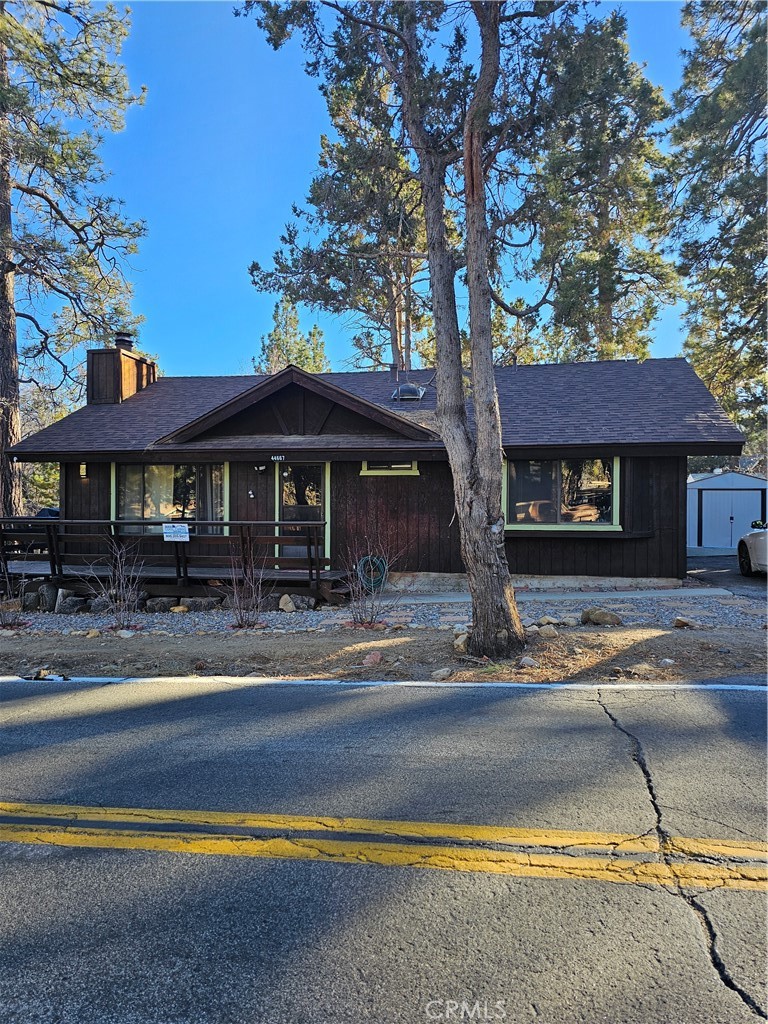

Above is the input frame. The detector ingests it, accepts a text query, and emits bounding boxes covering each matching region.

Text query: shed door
[701,489,763,548]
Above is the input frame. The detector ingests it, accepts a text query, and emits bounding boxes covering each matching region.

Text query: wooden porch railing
[0,518,330,590]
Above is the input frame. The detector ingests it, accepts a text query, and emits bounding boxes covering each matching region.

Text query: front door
[278,463,325,558]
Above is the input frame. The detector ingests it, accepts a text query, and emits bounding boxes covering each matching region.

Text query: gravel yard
[4,590,766,635]
[0,590,764,684]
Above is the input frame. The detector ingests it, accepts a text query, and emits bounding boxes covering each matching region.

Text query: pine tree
[524,13,679,361]
[0,0,144,515]
[253,295,331,374]
[671,1,766,448]
[18,382,68,511]
[250,80,432,371]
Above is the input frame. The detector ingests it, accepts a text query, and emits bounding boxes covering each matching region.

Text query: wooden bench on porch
[0,518,350,603]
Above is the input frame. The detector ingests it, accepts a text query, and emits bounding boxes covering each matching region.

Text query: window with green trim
[117,463,224,534]
[508,458,616,527]
[360,460,419,476]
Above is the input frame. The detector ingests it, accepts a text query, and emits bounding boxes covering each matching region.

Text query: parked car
[737,522,767,576]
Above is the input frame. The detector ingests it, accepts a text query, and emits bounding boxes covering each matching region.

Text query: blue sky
[102,1,691,376]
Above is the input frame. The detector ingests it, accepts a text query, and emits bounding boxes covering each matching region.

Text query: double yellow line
[0,800,765,891]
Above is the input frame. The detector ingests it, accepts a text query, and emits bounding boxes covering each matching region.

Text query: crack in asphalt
[660,805,764,842]
[596,689,767,1021]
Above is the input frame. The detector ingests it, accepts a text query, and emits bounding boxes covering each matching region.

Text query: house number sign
[271,455,286,461]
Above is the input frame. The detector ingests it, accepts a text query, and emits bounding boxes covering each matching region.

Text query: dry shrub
[342,531,410,626]
[0,564,26,628]
[85,537,145,630]
[227,540,270,629]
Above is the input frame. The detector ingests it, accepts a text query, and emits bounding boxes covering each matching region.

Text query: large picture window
[508,458,617,527]
[117,464,224,534]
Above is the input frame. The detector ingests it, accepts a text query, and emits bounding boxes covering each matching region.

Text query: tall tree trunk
[596,146,614,358]
[0,10,21,517]
[398,4,524,657]
[459,1,524,655]
[402,259,413,371]
[385,274,401,369]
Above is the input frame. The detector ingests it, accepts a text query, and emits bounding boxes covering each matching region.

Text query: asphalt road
[688,554,768,598]
[0,676,766,1024]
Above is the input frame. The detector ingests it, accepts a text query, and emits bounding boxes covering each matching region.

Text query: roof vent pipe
[115,330,134,351]
[389,362,399,381]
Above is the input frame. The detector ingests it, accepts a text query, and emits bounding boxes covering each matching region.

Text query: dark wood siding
[61,461,112,556]
[57,454,687,579]
[63,461,111,520]
[228,461,275,522]
[330,460,463,572]
[504,456,688,579]
[202,384,398,439]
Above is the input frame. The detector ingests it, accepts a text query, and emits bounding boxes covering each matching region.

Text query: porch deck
[0,518,349,601]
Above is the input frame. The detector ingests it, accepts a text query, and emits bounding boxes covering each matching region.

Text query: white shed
[687,471,767,551]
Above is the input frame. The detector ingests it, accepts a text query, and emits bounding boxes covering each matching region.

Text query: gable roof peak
[155,363,437,445]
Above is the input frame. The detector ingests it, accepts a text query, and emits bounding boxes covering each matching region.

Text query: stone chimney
[86,332,157,404]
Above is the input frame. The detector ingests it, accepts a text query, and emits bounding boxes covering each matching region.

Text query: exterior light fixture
[79,462,88,479]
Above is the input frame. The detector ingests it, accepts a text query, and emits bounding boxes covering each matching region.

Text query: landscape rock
[590,609,623,626]
[115,630,134,639]
[362,652,384,667]
[431,668,453,681]
[538,616,559,626]
[38,583,58,612]
[53,588,74,614]
[453,633,469,654]
[170,605,190,614]
[279,594,296,613]
[660,658,676,667]
[518,656,540,669]
[145,597,177,613]
[673,616,702,629]
[183,598,221,612]
[90,595,114,614]
[85,629,100,639]
[524,624,539,634]
[626,662,656,678]
[521,618,538,629]
[561,617,579,628]
[288,594,316,611]
[56,596,87,615]
[581,607,623,626]
[538,624,559,639]
[22,592,39,612]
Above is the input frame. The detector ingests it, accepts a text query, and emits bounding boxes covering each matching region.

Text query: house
[8,338,743,585]
[687,470,766,552]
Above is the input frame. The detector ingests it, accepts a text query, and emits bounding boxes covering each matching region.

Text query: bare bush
[227,540,269,629]
[0,564,25,628]
[342,532,410,627]
[85,537,145,630]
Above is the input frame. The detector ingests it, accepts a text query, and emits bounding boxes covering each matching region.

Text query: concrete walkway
[396,587,735,604]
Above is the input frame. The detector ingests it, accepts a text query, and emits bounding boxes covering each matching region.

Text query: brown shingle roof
[11,357,743,458]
